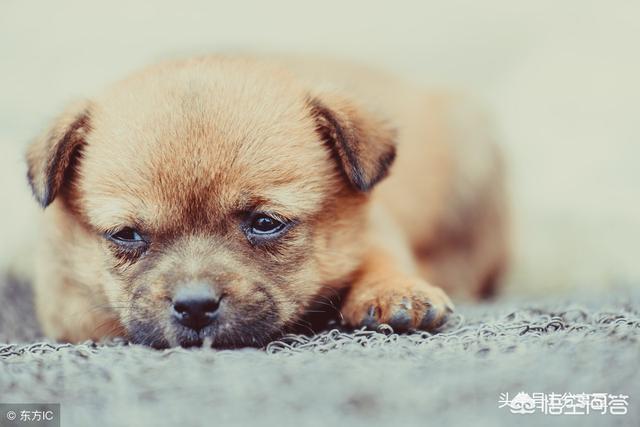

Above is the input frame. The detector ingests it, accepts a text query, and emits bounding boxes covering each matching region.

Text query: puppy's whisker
[287,319,316,336]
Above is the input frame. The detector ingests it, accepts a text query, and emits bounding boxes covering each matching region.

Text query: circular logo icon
[6,410,17,421]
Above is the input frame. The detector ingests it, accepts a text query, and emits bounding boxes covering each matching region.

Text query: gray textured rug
[1,277,639,427]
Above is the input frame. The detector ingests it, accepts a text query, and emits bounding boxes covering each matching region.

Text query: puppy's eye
[107,227,147,248]
[250,214,285,235]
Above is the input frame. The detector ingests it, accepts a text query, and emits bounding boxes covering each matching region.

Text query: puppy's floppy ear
[308,94,396,192]
[26,101,92,208]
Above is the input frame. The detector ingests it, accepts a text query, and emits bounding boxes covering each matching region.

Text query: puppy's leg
[341,247,454,332]
[341,206,453,331]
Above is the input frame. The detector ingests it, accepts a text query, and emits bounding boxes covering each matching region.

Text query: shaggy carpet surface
[0,277,638,427]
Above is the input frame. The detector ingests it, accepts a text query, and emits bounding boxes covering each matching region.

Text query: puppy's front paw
[342,277,454,332]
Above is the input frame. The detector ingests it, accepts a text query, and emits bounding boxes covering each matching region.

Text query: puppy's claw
[388,309,412,332]
[422,307,451,330]
[361,305,379,330]
[418,305,437,330]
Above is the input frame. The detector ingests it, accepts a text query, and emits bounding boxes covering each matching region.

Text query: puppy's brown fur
[26,56,508,348]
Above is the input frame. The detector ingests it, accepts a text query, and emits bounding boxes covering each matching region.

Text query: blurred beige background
[1,0,638,294]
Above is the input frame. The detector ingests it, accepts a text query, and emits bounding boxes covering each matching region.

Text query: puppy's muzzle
[171,283,221,331]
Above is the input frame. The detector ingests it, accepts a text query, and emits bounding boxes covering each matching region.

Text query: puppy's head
[26,58,396,348]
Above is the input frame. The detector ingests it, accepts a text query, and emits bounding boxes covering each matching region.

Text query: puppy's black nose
[172,286,220,331]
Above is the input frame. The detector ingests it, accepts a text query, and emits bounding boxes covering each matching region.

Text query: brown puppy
[26,55,508,348]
